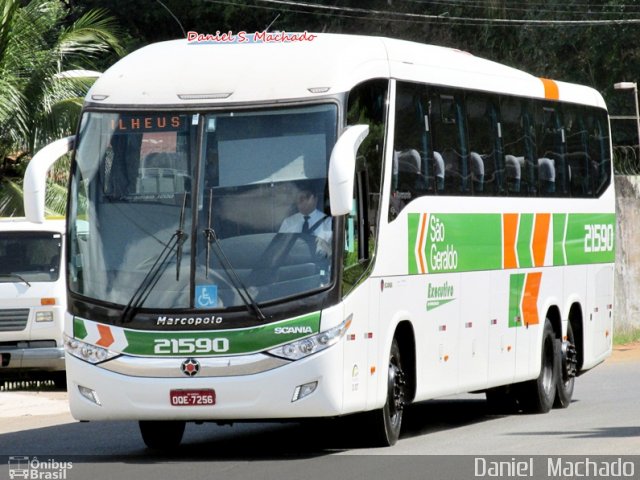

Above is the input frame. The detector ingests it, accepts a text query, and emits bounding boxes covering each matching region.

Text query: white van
[0,217,66,387]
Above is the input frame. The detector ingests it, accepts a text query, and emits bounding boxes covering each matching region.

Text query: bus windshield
[0,231,62,283]
[68,104,338,311]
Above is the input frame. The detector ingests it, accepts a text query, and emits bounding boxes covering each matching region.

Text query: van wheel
[139,421,186,450]
[519,319,558,413]
[554,322,577,408]
[367,338,406,446]
[52,372,67,390]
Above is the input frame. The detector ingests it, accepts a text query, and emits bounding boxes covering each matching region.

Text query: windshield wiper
[120,195,188,323]
[175,193,188,281]
[204,189,266,321]
[0,273,31,287]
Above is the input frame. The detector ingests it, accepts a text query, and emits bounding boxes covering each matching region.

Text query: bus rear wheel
[139,420,186,450]
[554,322,577,408]
[518,319,558,413]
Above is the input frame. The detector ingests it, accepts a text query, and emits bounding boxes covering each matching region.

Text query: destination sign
[111,115,186,133]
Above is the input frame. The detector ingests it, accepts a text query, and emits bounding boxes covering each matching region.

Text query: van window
[0,231,62,282]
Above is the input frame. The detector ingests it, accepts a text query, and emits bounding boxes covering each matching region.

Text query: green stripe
[424,213,502,273]
[508,273,525,328]
[74,317,88,340]
[553,213,567,265]
[516,213,534,268]
[121,312,321,356]
[562,213,616,265]
[407,213,420,274]
[407,212,615,274]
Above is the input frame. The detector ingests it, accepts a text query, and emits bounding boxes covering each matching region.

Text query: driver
[279,188,332,256]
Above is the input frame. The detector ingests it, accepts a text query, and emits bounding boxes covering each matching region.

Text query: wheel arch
[568,302,585,372]
[545,304,562,340]
[393,320,417,403]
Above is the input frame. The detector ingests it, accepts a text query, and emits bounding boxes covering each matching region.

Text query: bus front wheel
[139,420,186,450]
[367,338,406,446]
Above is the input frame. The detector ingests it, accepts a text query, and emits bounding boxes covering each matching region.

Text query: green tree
[0,0,123,217]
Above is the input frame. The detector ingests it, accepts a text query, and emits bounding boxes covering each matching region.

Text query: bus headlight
[268,316,352,361]
[64,334,119,364]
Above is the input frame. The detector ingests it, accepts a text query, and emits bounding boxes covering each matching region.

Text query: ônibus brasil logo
[8,456,72,480]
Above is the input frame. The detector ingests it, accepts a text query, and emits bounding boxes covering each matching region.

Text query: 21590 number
[584,224,614,253]
[154,338,230,355]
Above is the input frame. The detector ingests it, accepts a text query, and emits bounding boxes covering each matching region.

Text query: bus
[28,33,615,449]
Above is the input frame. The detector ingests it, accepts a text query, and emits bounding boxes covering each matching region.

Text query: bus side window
[501,96,532,196]
[589,109,612,197]
[536,105,568,197]
[390,81,433,219]
[564,106,591,197]
[343,79,388,294]
[466,93,504,195]
[431,91,469,196]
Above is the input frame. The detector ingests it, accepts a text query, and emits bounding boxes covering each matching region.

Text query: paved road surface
[0,344,638,480]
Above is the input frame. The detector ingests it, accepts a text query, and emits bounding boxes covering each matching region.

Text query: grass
[613,325,640,346]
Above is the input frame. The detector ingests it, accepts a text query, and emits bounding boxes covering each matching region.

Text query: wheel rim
[387,354,406,428]
[562,326,577,383]
[541,336,554,394]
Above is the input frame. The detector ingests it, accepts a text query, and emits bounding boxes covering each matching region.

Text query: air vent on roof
[177,93,233,100]
[308,87,330,94]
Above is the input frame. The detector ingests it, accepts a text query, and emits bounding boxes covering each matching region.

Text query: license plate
[170,389,216,406]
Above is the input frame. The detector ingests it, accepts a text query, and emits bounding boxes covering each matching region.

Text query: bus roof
[86,33,606,109]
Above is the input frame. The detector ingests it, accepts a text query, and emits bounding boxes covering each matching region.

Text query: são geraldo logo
[187,30,317,44]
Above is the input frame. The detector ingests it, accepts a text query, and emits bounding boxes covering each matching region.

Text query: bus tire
[368,338,406,446]
[139,420,185,450]
[554,322,577,409]
[519,319,558,413]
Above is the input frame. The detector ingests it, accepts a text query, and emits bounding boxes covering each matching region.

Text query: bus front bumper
[66,346,346,421]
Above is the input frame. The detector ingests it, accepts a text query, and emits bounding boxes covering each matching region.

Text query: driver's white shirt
[279,209,332,243]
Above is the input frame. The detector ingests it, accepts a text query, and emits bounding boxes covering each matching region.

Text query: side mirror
[24,135,75,223]
[328,125,369,216]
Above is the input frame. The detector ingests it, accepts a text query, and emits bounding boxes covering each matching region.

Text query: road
[0,345,638,480]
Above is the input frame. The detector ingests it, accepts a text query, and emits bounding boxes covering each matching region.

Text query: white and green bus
[28,33,614,449]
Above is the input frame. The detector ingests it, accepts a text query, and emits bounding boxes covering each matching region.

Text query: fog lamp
[78,385,101,406]
[292,381,318,402]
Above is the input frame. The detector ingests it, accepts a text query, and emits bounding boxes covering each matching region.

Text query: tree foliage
[0,0,123,217]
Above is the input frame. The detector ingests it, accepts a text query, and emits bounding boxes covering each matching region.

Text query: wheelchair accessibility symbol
[195,285,218,308]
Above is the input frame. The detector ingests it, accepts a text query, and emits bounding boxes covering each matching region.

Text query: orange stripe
[417,213,428,273]
[531,213,550,267]
[522,272,542,326]
[540,78,559,100]
[503,213,518,269]
[96,324,115,348]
